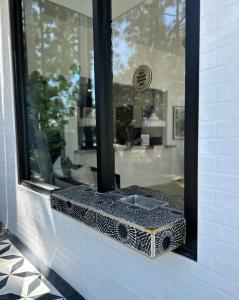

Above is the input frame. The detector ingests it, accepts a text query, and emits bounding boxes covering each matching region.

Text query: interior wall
[2,0,239,300]
[113,43,185,146]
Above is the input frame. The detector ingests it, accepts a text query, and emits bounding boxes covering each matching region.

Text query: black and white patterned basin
[51,185,186,258]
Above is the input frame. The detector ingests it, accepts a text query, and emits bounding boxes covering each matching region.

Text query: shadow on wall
[14,187,58,267]
[13,186,84,283]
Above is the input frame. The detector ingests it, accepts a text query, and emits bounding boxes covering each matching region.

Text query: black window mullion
[175,0,200,260]
[9,0,31,182]
[92,0,115,193]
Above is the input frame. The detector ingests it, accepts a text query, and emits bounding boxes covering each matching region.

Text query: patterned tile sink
[51,185,186,258]
[119,195,168,210]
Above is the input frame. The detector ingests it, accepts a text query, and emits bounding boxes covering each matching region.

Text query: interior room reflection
[112,0,185,197]
[24,0,185,198]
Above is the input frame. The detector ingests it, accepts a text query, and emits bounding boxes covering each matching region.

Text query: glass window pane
[24,0,97,188]
[112,0,185,197]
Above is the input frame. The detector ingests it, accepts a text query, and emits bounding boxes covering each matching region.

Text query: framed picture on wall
[173,106,185,140]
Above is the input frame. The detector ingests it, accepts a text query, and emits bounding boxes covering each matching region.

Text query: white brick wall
[1,0,239,299]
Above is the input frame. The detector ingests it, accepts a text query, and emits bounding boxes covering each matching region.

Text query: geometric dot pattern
[155,221,186,256]
[51,185,186,258]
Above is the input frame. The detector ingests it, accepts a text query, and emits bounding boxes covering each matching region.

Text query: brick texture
[1,0,239,299]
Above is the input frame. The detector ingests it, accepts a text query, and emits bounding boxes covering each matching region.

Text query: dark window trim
[9,0,200,260]
[9,0,31,183]
[93,0,115,192]
[174,0,200,261]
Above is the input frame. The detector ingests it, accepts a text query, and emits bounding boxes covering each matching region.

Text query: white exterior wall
[1,0,239,299]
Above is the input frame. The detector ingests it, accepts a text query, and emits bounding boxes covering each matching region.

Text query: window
[112,0,185,198]
[10,0,199,259]
[16,0,98,188]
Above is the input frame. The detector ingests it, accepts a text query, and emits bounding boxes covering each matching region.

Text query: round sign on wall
[132,65,152,92]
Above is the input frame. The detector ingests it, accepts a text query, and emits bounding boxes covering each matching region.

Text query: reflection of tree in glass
[29,0,93,79]
[113,0,185,75]
[24,0,94,182]
[26,64,81,182]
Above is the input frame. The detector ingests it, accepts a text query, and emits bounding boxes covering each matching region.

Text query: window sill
[21,180,61,195]
[51,185,186,259]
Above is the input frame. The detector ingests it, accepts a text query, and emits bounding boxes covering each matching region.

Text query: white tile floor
[0,238,65,299]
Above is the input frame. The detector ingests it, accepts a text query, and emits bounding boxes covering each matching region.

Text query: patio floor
[0,226,84,300]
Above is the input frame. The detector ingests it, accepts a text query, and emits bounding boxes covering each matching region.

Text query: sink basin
[119,195,168,210]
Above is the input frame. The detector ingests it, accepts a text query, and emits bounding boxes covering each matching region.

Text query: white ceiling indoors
[49,0,144,19]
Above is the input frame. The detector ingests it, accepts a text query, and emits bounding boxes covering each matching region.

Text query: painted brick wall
[1,0,239,299]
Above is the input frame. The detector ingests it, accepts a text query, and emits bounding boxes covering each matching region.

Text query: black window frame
[9,0,200,260]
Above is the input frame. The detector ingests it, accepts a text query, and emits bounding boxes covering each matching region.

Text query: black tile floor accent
[0,224,85,300]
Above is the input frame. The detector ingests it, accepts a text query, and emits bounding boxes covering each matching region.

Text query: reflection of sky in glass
[48,72,80,106]
[32,2,40,14]
[70,73,80,85]
[164,4,185,27]
[113,20,136,75]
[164,6,176,26]
[113,0,185,76]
